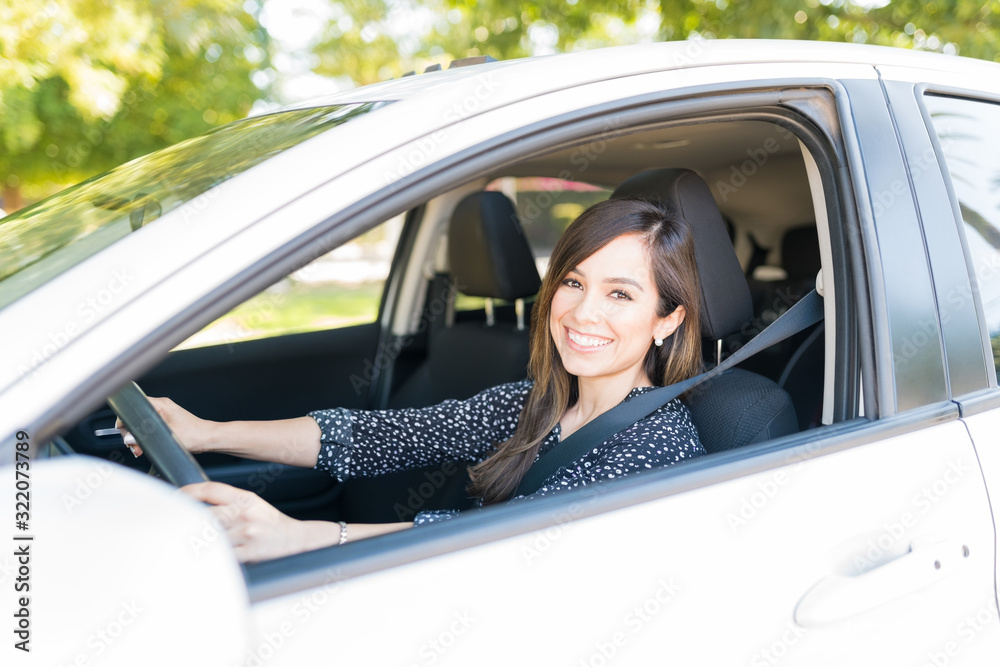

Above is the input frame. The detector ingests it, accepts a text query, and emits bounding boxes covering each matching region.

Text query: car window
[923,94,1000,380]
[0,104,380,311]
[454,176,610,311]
[175,214,404,349]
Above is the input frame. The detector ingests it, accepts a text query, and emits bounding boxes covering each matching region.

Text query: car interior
[61,112,843,531]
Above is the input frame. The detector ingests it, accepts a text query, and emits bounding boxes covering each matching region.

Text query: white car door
[914,82,1000,620]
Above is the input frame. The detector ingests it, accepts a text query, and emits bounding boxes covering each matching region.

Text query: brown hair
[466,197,703,504]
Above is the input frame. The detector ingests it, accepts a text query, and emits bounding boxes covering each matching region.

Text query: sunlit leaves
[0,0,268,205]
[308,0,998,88]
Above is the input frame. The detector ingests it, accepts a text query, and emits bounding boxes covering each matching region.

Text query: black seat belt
[513,289,825,498]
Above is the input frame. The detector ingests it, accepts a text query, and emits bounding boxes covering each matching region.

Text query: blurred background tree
[2,0,997,212]
[307,0,999,84]
[0,0,268,210]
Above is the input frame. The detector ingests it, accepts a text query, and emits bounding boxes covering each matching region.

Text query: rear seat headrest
[449,191,541,300]
[611,168,752,340]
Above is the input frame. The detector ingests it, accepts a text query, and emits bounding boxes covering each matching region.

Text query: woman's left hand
[181,481,339,563]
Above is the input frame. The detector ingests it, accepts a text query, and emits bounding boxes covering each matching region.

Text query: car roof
[282,39,997,110]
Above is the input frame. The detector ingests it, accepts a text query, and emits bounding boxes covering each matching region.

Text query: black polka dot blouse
[309,380,703,526]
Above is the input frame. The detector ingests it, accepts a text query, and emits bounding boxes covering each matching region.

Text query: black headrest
[611,168,752,340]
[781,225,821,282]
[449,192,541,300]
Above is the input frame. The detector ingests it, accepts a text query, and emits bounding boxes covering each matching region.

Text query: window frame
[244,83,880,599]
[915,85,1000,398]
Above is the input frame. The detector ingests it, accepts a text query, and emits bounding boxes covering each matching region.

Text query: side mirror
[2,457,250,664]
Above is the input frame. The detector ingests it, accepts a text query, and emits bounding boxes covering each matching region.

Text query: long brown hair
[467,197,703,504]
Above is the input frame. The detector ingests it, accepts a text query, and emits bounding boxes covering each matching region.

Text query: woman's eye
[562,278,582,289]
[610,289,633,301]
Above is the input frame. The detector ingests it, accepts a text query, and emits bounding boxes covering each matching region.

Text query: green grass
[177,281,384,349]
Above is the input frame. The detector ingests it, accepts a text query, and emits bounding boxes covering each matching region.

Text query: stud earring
[654,338,663,347]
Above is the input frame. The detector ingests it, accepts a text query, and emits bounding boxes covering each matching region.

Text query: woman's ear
[655,305,686,341]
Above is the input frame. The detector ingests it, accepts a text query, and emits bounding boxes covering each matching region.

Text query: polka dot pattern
[309,380,704,525]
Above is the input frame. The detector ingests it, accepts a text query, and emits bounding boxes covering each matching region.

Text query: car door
[899,73,1000,610]
[242,64,999,665]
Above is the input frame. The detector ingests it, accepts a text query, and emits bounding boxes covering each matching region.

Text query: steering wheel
[107,381,209,487]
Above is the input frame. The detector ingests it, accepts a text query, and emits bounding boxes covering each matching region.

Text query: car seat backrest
[388,191,539,408]
[448,191,541,303]
[611,168,752,341]
[611,168,799,452]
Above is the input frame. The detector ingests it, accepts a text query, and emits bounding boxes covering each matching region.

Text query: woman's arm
[310,380,532,481]
[118,397,324,468]
[182,482,412,563]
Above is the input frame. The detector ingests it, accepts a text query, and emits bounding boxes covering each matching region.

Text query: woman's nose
[573,292,605,323]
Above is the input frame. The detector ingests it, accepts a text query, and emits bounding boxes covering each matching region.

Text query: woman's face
[549,233,685,387]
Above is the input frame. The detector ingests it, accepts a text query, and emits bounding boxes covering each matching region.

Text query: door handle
[794,539,970,627]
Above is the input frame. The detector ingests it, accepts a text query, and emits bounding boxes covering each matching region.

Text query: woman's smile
[565,327,614,351]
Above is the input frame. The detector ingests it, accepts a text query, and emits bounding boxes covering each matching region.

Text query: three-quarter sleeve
[308,380,532,481]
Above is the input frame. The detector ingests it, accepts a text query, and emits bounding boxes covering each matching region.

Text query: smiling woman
[120,196,707,562]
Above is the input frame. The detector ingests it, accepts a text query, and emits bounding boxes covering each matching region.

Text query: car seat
[611,168,799,452]
[388,190,541,408]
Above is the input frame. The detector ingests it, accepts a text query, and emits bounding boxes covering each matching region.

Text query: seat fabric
[611,168,800,452]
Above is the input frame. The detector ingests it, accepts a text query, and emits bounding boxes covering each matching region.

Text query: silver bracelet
[337,520,348,546]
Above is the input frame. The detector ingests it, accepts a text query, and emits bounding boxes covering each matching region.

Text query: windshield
[0,103,378,310]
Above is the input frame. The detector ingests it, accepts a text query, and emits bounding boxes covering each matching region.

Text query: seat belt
[513,289,825,498]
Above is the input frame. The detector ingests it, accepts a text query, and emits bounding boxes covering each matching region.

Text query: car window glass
[0,104,379,311]
[175,215,404,349]
[454,177,610,311]
[923,94,1000,380]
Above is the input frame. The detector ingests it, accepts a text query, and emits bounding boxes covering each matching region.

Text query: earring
[654,338,663,347]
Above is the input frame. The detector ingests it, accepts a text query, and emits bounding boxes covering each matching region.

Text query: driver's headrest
[611,168,752,340]
[448,191,541,300]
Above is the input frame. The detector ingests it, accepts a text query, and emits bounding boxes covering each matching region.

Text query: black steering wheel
[107,381,209,486]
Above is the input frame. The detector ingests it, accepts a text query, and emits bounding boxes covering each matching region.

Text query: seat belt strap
[513,289,824,498]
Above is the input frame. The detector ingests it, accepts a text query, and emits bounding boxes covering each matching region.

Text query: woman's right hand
[115,396,217,458]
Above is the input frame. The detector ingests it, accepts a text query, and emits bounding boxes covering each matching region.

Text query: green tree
[308,0,999,86]
[0,0,269,211]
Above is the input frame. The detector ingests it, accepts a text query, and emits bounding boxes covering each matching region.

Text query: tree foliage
[2,0,997,211]
[310,0,999,86]
[0,0,269,209]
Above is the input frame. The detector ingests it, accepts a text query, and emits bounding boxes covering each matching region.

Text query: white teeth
[568,331,612,347]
